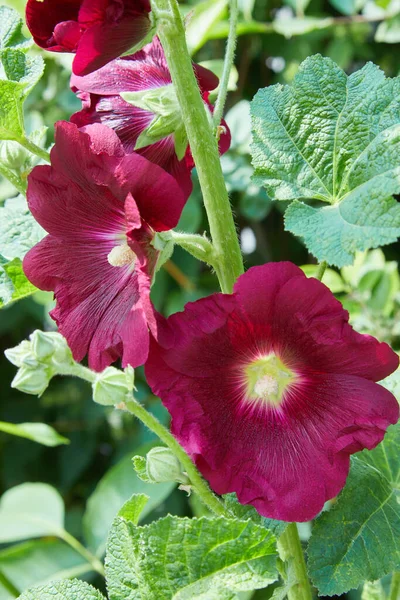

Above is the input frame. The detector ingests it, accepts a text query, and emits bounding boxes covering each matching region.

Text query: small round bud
[0,140,29,170]
[136,447,189,484]
[92,366,134,406]
[11,364,51,396]
[29,330,73,366]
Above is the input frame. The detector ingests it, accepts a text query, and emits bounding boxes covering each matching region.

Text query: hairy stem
[389,572,400,600]
[151,0,244,293]
[0,162,27,195]
[315,261,327,282]
[58,529,105,576]
[213,0,239,129]
[125,399,228,516]
[280,524,313,600]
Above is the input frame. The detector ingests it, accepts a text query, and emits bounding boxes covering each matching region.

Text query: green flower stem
[171,231,216,266]
[389,573,400,600]
[0,162,27,195]
[151,0,244,293]
[16,135,50,163]
[213,0,239,129]
[315,261,327,282]
[58,529,105,577]
[58,362,97,383]
[280,523,313,600]
[125,399,228,516]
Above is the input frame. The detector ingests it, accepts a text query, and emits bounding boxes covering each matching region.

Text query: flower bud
[0,140,29,170]
[11,364,51,396]
[4,340,34,367]
[133,447,189,484]
[30,330,73,366]
[92,365,134,406]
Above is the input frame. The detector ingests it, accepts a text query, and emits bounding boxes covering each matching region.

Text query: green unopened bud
[0,140,29,170]
[11,364,51,396]
[92,365,134,406]
[133,447,189,484]
[4,340,34,367]
[30,330,73,366]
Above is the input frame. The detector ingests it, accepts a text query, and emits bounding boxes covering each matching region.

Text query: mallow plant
[1,0,400,599]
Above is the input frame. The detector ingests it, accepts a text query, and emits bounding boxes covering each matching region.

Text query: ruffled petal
[26,0,81,50]
[146,326,398,521]
[272,274,399,381]
[72,13,151,76]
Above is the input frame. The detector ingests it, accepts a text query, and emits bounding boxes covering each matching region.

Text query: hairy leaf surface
[251,56,400,266]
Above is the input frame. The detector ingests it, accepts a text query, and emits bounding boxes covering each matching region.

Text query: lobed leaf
[308,423,400,595]
[105,514,278,600]
[251,55,400,266]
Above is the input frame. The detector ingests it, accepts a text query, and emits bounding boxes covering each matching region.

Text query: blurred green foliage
[0,0,399,597]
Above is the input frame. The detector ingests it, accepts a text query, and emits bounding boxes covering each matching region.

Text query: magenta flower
[23,121,185,372]
[25,0,152,76]
[71,38,231,197]
[145,262,399,522]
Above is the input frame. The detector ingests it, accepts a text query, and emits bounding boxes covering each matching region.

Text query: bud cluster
[5,330,135,406]
[5,330,74,396]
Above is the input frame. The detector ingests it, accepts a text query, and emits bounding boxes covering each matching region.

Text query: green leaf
[117,494,149,523]
[0,421,69,447]
[375,15,400,43]
[0,199,45,261]
[224,493,287,537]
[105,515,278,599]
[284,197,400,268]
[185,0,228,55]
[83,445,175,556]
[308,422,400,595]
[361,580,386,600]
[17,580,106,600]
[300,264,346,293]
[0,6,31,51]
[328,0,366,15]
[272,16,333,37]
[0,49,44,141]
[251,55,400,266]
[0,483,64,543]
[0,539,89,594]
[0,257,37,307]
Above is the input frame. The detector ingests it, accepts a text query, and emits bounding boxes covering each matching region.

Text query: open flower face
[25,0,152,76]
[145,262,399,522]
[71,38,231,198]
[23,121,185,371]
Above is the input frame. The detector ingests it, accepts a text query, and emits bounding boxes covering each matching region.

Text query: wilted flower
[71,38,231,197]
[146,262,399,522]
[26,0,152,76]
[23,121,185,371]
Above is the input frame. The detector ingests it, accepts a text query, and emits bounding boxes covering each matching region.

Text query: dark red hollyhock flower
[23,121,185,372]
[146,263,399,522]
[25,0,152,76]
[71,38,231,198]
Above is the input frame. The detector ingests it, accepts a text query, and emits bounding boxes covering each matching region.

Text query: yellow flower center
[243,354,295,408]
[107,244,136,268]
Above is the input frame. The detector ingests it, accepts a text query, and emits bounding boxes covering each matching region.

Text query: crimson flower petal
[146,262,399,522]
[23,122,183,371]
